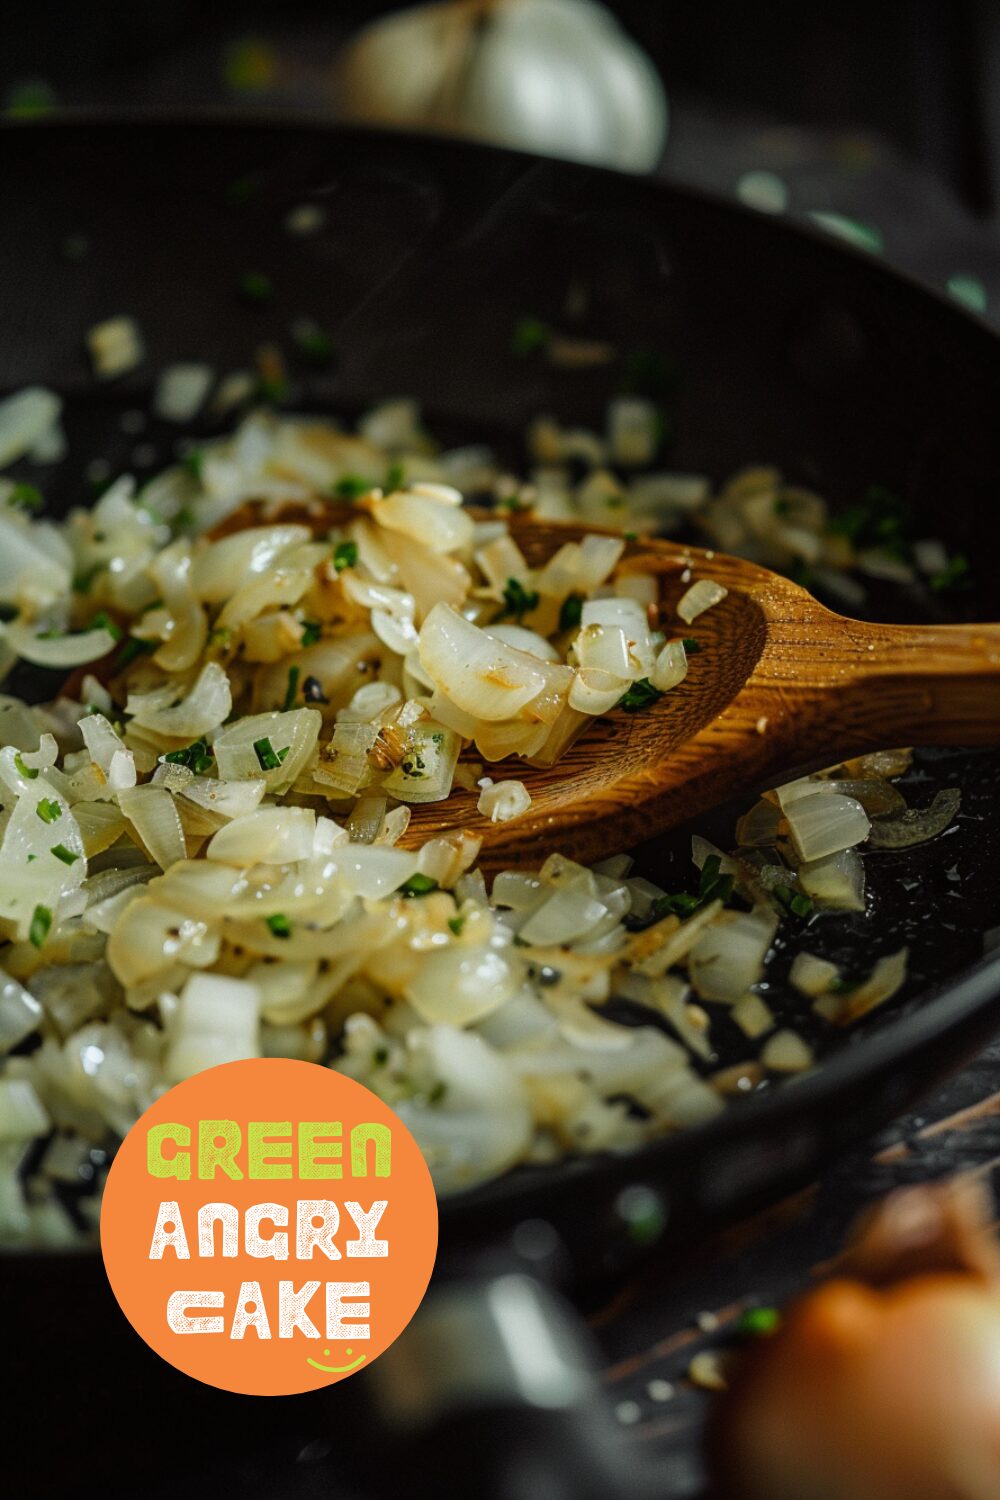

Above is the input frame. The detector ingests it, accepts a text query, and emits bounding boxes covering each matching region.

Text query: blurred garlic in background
[334,0,668,173]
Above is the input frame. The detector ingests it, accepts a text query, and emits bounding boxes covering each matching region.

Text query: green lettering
[247,1120,292,1178]
[146,1122,190,1180]
[298,1121,343,1179]
[350,1122,392,1178]
[198,1119,243,1180]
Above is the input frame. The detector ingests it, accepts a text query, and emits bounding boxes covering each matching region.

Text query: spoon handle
[828,619,1000,747]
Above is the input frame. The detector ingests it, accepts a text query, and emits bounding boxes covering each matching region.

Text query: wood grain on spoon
[214,503,1000,868]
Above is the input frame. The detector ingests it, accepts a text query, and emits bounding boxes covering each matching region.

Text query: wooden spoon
[411,516,1000,866]
[215,506,1000,869]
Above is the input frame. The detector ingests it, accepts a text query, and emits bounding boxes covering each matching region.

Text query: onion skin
[708,1183,1000,1500]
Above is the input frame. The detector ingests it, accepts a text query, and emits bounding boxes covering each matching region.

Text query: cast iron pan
[3,117,1000,1497]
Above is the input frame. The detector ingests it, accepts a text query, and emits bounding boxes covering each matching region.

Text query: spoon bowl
[409,516,1000,865]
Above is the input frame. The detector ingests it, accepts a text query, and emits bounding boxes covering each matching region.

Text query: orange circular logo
[100,1058,438,1395]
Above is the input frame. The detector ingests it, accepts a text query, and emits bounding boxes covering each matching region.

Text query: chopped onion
[688,908,778,1002]
[677,579,728,623]
[867,788,961,850]
[650,640,688,692]
[419,604,553,721]
[0,975,43,1055]
[154,363,214,423]
[798,849,865,911]
[126,661,232,738]
[117,785,187,870]
[784,792,871,862]
[4,620,118,668]
[206,807,316,866]
[213,707,320,791]
[789,951,841,998]
[0,387,62,468]
[732,992,774,1038]
[406,947,516,1026]
[761,1029,814,1072]
[165,972,260,1083]
[477,778,532,823]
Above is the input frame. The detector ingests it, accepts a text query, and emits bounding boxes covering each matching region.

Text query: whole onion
[710,1182,1000,1500]
[334,0,668,174]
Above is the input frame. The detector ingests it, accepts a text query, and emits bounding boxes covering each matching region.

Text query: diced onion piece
[485,625,559,662]
[519,874,608,946]
[87,315,144,378]
[405,947,517,1026]
[190,525,312,603]
[798,848,865,911]
[784,792,871,862]
[206,806,317,866]
[418,604,552,722]
[0,386,62,468]
[4,620,118,668]
[677,578,728,623]
[608,396,659,467]
[165,972,260,1083]
[477,778,531,823]
[179,776,267,821]
[830,947,909,1024]
[867,787,961,849]
[334,844,419,899]
[735,799,782,847]
[569,666,631,715]
[732,992,774,1038]
[154,363,214,422]
[0,974,43,1055]
[213,707,320,791]
[650,640,688,692]
[0,1078,51,1141]
[760,1029,814,1072]
[688,908,778,1002]
[576,623,632,677]
[788,951,841,997]
[126,661,232,738]
[373,491,474,553]
[80,713,128,775]
[117,784,187,871]
[382,723,461,806]
[106,895,220,985]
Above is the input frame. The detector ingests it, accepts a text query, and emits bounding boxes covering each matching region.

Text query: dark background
[0,1,998,214]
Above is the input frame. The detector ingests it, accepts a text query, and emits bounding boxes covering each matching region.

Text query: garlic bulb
[335,0,668,174]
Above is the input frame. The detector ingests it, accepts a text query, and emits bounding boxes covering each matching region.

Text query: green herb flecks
[333,540,358,572]
[282,665,300,712]
[253,736,290,772]
[299,619,322,646]
[36,798,61,824]
[117,637,156,671]
[448,915,465,936]
[738,1306,781,1337]
[682,638,702,655]
[618,678,663,712]
[50,843,79,866]
[332,475,372,500]
[559,593,584,632]
[397,874,439,898]
[88,610,122,642]
[773,884,813,919]
[511,316,551,357]
[266,913,292,939]
[929,552,972,593]
[14,753,38,780]
[29,905,52,949]
[499,577,540,623]
[163,738,214,775]
[7,482,43,512]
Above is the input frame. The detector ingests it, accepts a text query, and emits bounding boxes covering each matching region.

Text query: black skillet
[2,117,1000,1499]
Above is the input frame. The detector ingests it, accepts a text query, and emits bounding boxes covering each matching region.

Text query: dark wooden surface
[593,1034,1000,1496]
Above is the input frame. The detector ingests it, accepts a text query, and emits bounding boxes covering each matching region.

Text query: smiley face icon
[305,1346,368,1374]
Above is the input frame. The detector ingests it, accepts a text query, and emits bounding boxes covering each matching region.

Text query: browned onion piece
[867,787,961,850]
